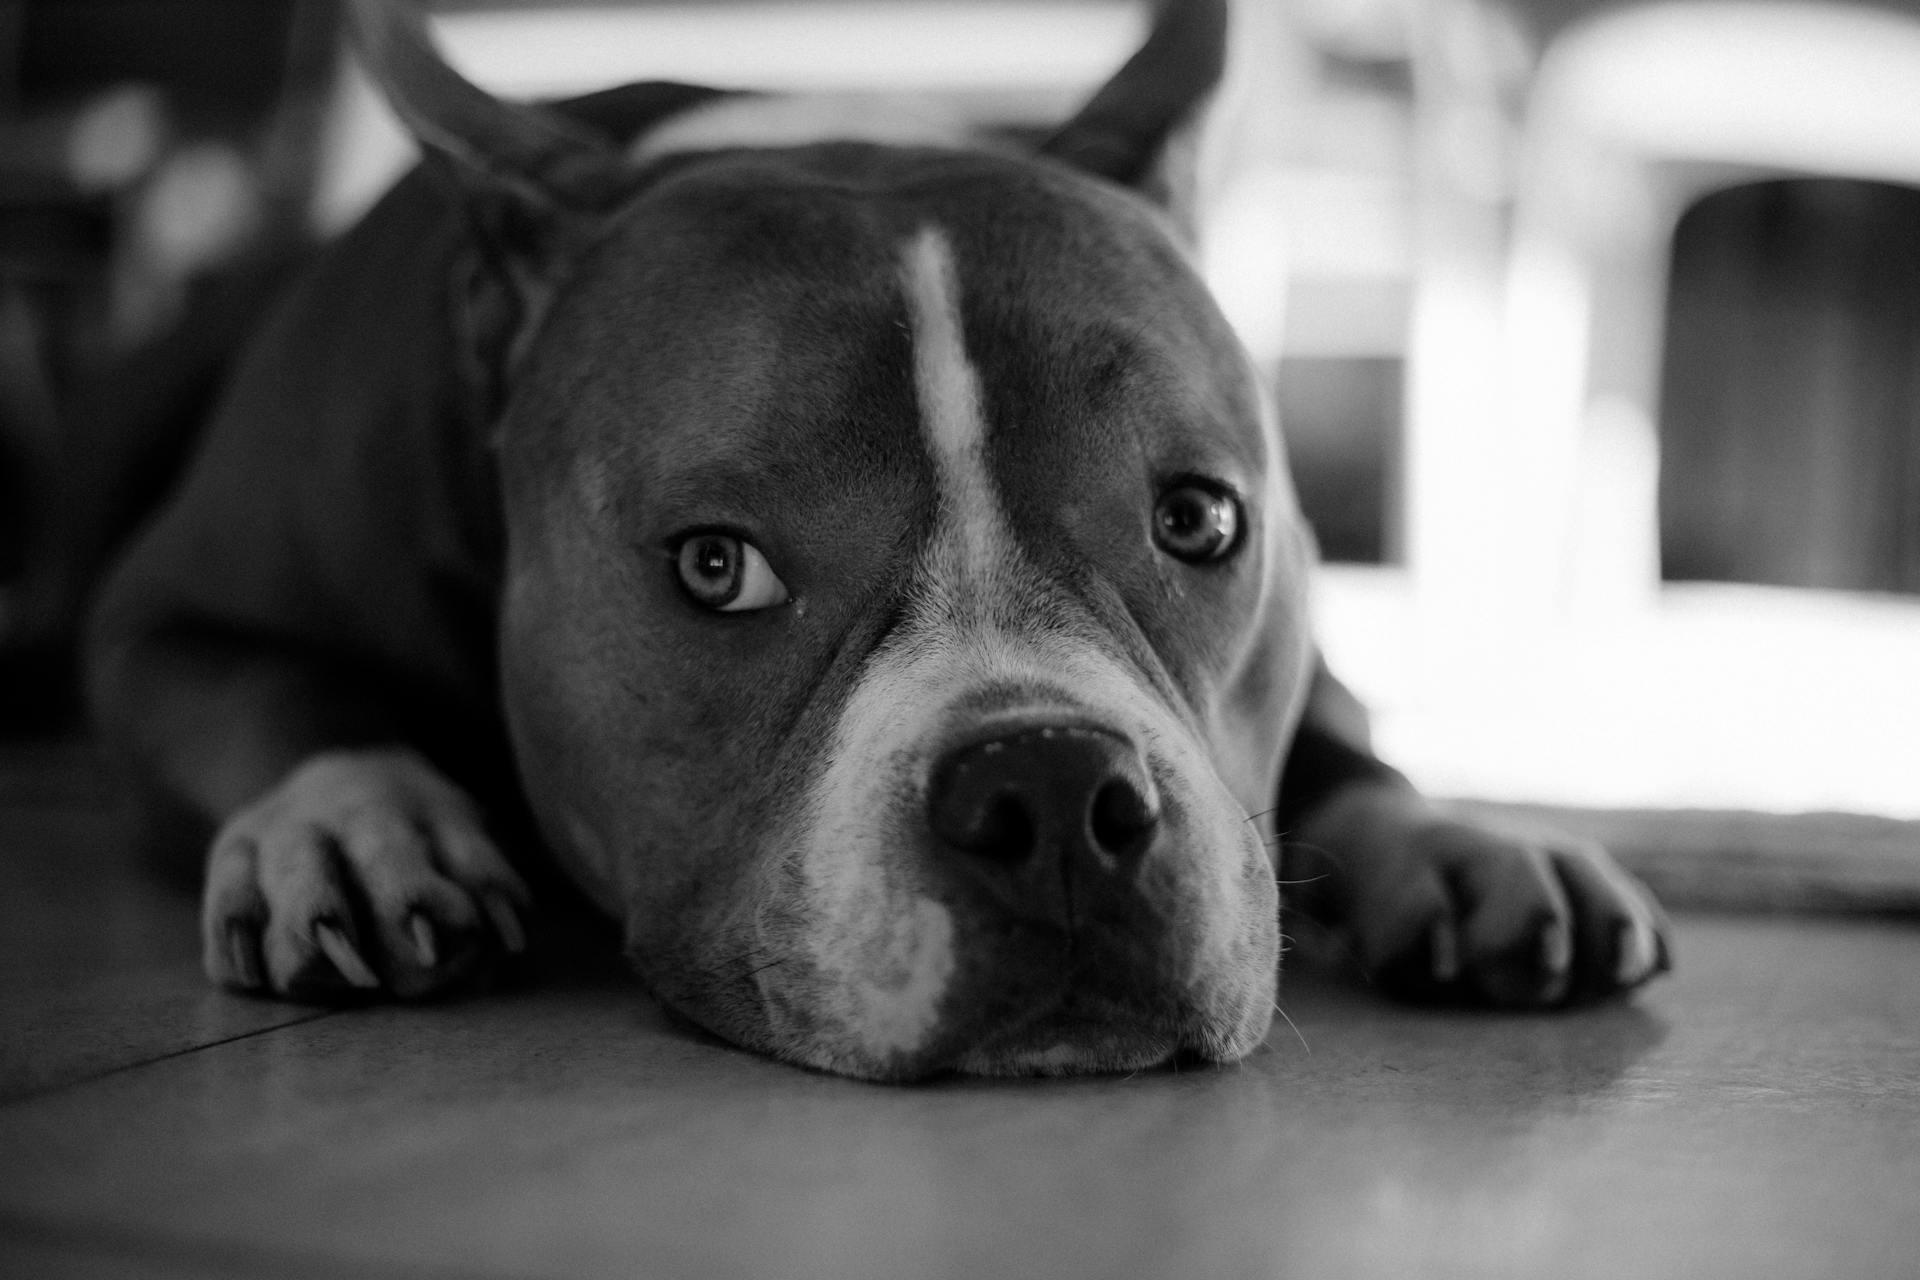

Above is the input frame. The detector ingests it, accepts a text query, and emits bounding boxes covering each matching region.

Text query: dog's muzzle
[762,631,1281,1079]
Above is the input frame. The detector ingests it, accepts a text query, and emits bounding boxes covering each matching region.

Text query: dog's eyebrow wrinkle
[898,224,1005,581]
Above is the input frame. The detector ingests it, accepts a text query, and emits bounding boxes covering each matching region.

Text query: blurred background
[1,0,1915,821]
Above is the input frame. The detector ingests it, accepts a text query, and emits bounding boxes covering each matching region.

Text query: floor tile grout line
[0,1206,534,1280]
[0,1008,344,1108]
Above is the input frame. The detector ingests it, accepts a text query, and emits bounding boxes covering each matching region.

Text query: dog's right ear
[345,0,640,230]
[345,0,647,399]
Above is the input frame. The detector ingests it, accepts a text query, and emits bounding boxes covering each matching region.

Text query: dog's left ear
[1041,0,1228,231]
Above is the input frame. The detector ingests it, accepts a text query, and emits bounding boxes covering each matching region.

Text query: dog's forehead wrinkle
[541,266,937,546]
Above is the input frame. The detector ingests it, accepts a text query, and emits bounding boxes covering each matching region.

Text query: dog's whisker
[1271,1002,1311,1055]
[1274,838,1346,863]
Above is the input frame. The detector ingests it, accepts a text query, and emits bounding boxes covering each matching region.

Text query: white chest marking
[898,225,1005,580]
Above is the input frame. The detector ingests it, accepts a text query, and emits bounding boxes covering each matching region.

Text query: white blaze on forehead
[899,224,1008,579]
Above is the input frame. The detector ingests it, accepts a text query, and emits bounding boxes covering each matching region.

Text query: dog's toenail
[1540,923,1572,974]
[313,920,380,988]
[1431,921,1460,982]
[483,893,527,955]
[1615,921,1654,984]
[226,921,263,989]
[407,912,438,967]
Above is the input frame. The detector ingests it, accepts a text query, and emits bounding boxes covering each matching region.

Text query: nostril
[928,754,1042,864]
[1089,778,1159,860]
[973,794,1037,865]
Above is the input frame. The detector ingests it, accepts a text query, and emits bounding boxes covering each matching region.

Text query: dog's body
[87,0,1667,1079]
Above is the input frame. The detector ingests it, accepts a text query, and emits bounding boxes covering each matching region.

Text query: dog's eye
[1153,483,1241,563]
[674,533,790,612]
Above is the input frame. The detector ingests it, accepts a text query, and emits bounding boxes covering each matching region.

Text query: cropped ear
[347,0,630,212]
[345,0,667,401]
[1040,0,1228,231]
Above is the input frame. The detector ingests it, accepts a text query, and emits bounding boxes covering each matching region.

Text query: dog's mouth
[929,910,1277,1078]
[948,996,1199,1077]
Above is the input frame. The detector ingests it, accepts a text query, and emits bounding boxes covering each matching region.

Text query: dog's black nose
[927,725,1160,894]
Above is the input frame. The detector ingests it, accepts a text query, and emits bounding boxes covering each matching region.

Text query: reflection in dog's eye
[1153,484,1242,564]
[674,533,791,612]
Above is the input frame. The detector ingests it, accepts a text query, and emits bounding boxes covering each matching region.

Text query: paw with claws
[202,748,530,1000]
[1301,788,1671,1007]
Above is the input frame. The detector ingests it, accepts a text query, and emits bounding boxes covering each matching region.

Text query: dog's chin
[938,991,1271,1078]
[761,995,1270,1082]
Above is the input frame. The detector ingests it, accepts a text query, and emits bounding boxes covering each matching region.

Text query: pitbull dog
[87,0,1668,1079]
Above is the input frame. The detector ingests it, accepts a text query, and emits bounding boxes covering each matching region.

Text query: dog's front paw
[201,748,531,1001]
[1319,791,1671,1007]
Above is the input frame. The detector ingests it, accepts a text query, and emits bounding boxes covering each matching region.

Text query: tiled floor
[3,741,1917,1279]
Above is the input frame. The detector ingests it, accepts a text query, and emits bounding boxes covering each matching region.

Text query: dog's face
[355,0,1314,1078]
[494,143,1314,1078]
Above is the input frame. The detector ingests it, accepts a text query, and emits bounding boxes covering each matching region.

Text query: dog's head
[352,0,1316,1079]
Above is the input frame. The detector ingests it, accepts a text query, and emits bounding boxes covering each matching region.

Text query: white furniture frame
[1334,0,1920,817]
